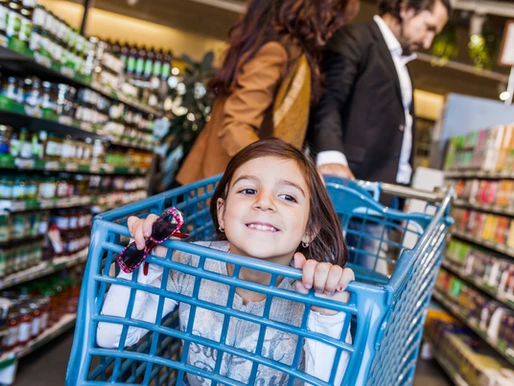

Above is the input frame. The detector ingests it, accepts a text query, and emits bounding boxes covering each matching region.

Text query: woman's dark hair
[378,0,452,20]
[210,0,359,102]
[209,138,348,267]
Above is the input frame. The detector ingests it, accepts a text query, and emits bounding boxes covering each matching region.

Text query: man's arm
[308,27,365,178]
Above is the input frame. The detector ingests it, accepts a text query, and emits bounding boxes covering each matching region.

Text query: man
[307,0,450,273]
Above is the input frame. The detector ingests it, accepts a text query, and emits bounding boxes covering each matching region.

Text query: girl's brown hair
[210,0,359,102]
[209,138,348,266]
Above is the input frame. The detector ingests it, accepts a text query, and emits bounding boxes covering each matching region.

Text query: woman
[176,0,359,186]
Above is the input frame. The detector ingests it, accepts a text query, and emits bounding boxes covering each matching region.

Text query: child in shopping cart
[97,138,354,385]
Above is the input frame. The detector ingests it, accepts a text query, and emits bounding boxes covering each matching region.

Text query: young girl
[97,138,355,385]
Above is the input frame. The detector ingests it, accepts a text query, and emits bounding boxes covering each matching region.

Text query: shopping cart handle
[323,175,381,201]
[324,176,450,203]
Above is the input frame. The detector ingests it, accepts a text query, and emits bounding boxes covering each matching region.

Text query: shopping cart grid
[66,175,453,386]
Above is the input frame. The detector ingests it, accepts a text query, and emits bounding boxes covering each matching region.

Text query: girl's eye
[279,194,297,203]
[240,188,257,195]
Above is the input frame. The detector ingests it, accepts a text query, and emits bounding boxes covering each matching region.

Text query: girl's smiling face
[217,156,312,265]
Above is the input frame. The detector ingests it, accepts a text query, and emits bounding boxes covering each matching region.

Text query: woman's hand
[127,214,167,258]
[294,253,354,315]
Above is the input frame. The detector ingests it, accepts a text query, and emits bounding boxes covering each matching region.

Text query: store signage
[499,20,514,67]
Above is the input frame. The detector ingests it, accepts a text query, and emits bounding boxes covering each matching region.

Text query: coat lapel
[368,21,403,105]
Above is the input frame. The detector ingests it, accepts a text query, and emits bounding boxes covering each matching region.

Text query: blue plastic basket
[66,175,453,385]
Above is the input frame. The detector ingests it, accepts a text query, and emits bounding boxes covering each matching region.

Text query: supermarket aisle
[13,329,451,386]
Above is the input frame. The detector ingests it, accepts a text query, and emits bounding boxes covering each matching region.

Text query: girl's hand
[127,215,167,258]
[294,253,354,316]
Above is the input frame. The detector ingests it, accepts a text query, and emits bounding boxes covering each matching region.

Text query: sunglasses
[117,207,189,273]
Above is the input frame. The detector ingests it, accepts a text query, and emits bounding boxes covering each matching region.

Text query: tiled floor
[13,330,452,385]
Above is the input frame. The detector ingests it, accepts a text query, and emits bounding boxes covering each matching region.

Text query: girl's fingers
[324,265,343,295]
[337,268,355,292]
[313,262,331,293]
[301,259,318,291]
[143,215,159,238]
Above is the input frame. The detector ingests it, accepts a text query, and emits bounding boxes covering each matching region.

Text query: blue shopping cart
[66,175,453,386]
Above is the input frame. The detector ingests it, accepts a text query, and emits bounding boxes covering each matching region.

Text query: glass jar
[12,213,26,240]
[5,0,22,39]
[3,306,20,350]
[54,209,69,231]
[0,213,8,243]
[0,176,13,199]
[17,303,33,346]
[34,295,50,332]
[28,301,41,338]
[39,177,56,199]
[0,125,12,155]
[0,245,6,278]
[4,247,14,276]
[44,133,62,161]
[11,176,26,199]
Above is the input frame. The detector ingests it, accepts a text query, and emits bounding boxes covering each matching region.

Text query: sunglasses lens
[120,244,146,269]
[151,212,179,242]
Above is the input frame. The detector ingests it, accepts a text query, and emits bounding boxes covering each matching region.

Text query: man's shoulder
[326,21,376,51]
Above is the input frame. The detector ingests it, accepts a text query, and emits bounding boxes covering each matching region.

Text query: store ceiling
[65,0,511,102]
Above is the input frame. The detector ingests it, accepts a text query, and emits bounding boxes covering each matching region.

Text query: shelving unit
[0,44,160,117]
[432,289,514,365]
[451,230,514,258]
[441,258,514,311]
[0,24,160,382]
[423,334,470,386]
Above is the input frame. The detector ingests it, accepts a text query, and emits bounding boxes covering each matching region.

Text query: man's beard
[398,23,420,55]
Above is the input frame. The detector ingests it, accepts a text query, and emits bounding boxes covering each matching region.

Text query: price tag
[34,53,52,68]
[66,164,78,172]
[58,116,73,126]
[80,122,92,132]
[0,35,8,48]
[16,159,35,169]
[60,66,75,78]
[45,161,60,171]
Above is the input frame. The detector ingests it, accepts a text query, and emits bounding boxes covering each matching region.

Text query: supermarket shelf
[0,190,147,212]
[18,313,76,358]
[0,248,88,290]
[451,230,514,259]
[0,107,105,141]
[0,157,148,175]
[0,105,155,151]
[432,289,514,366]
[442,258,514,311]
[0,234,43,247]
[0,313,77,367]
[445,170,514,180]
[109,138,153,152]
[423,335,469,386]
[453,199,514,217]
[0,43,159,116]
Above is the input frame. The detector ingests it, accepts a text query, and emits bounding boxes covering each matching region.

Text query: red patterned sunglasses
[117,208,189,273]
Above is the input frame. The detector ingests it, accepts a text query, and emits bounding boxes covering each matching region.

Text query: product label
[6,11,21,37]
[18,321,31,343]
[0,183,12,199]
[0,7,7,31]
[136,58,144,74]
[33,7,46,27]
[19,17,32,41]
[144,59,153,76]
[40,311,48,331]
[31,316,41,337]
[127,57,136,73]
[153,61,162,77]
[45,140,62,157]
[4,325,19,347]
[20,141,32,159]
[162,63,170,78]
